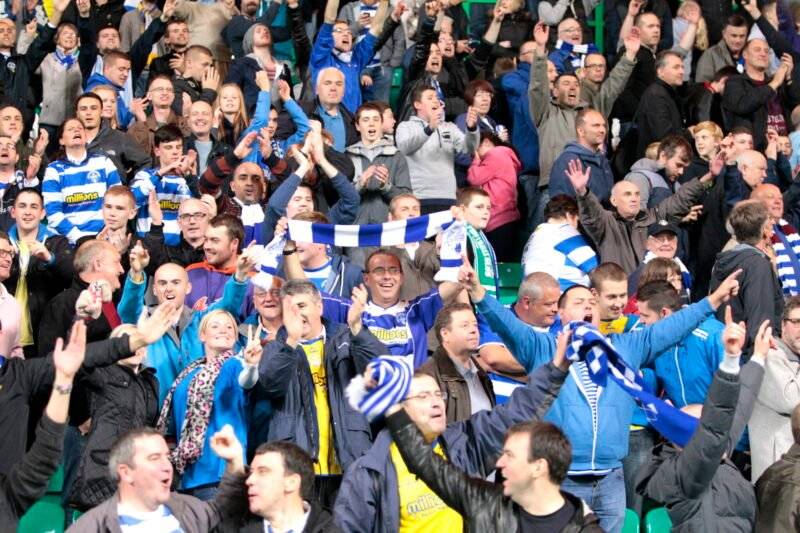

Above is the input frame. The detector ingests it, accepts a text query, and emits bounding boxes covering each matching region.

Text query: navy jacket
[550,141,615,204]
[333,362,568,533]
[257,319,386,472]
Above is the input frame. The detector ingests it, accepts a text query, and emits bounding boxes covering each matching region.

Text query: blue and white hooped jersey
[43,152,121,244]
[323,288,443,368]
[131,168,192,246]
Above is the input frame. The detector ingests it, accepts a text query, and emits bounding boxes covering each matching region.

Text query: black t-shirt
[517,498,576,533]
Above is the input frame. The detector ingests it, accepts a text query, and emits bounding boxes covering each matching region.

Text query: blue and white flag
[287,211,454,248]
[346,355,413,422]
[566,321,700,446]
[252,234,287,290]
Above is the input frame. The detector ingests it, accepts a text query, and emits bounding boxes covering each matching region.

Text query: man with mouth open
[334,328,574,532]
[70,425,248,531]
[466,257,743,532]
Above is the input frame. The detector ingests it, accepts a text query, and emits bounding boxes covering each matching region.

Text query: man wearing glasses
[142,197,211,275]
[335,341,569,533]
[578,29,640,119]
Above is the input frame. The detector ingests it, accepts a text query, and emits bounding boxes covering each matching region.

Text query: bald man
[567,164,711,272]
[119,249,251,402]
[299,67,358,151]
[726,150,768,209]
[548,17,597,74]
[752,183,800,296]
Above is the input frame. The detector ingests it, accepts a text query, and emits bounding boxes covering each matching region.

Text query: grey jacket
[636,361,763,532]
[345,140,412,224]
[68,470,248,533]
[395,115,479,201]
[695,39,736,83]
[579,55,637,118]
[749,338,800,482]
[578,177,705,272]
[624,157,678,208]
[36,51,83,126]
[338,1,405,68]
[529,52,584,188]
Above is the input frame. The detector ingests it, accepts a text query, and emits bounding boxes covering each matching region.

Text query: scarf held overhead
[566,321,699,446]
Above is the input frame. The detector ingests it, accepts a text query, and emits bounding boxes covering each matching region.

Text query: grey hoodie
[625,158,679,208]
[395,115,479,201]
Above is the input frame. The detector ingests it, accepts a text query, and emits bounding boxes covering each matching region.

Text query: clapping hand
[348,284,368,335]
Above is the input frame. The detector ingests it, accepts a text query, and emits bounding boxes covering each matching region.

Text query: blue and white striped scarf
[346,355,412,421]
[567,321,699,446]
[287,211,455,248]
[255,211,463,288]
[555,40,599,69]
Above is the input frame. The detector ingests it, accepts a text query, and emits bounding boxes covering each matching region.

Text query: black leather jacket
[385,363,603,533]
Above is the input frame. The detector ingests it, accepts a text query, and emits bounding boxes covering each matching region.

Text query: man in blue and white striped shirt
[130,125,193,246]
[42,118,121,245]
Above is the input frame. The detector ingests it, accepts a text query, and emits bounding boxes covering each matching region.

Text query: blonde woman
[156,309,262,500]
[215,83,249,147]
[90,85,120,131]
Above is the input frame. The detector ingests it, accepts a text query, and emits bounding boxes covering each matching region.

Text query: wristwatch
[54,383,73,395]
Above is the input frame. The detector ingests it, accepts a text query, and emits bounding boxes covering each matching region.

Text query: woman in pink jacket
[467,132,522,261]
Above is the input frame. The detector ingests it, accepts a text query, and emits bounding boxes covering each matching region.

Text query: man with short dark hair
[710,200,784,351]
[71,425,247,531]
[418,302,494,423]
[722,38,800,151]
[84,51,134,128]
[185,214,253,317]
[625,134,693,208]
[396,86,479,214]
[231,441,337,531]
[380,336,602,532]
[635,51,689,157]
[695,15,749,83]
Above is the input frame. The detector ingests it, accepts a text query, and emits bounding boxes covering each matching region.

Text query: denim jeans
[622,427,656,516]
[562,467,626,533]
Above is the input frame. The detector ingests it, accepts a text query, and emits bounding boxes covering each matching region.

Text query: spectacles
[255,289,281,299]
[368,267,402,276]
[178,212,208,222]
[149,87,173,93]
[0,249,15,259]
[405,390,447,402]
[584,64,605,70]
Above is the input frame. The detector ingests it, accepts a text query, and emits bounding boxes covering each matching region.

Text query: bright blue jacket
[500,62,539,175]
[117,272,249,403]
[653,316,725,408]
[475,293,715,473]
[310,23,377,113]
[167,355,249,489]
[84,72,133,128]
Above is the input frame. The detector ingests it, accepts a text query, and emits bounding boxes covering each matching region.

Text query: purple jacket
[185,262,254,320]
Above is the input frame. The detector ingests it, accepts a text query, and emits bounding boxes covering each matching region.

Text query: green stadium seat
[17,494,65,533]
[498,262,522,305]
[622,508,641,533]
[390,67,404,109]
[645,507,672,533]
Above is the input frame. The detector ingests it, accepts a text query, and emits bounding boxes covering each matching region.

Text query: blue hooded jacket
[500,63,539,175]
[550,141,616,204]
[475,293,715,473]
[84,72,133,128]
[117,272,249,403]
